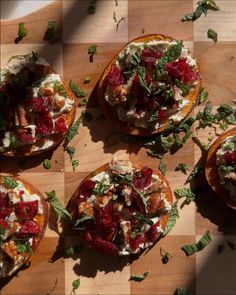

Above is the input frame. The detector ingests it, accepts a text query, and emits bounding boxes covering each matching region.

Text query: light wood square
[63,0,128,43]
[194,1,236,41]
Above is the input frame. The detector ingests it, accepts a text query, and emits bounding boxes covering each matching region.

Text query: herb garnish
[174,287,189,295]
[174,188,196,204]
[159,159,166,175]
[163,202,179,236]
[16,241,33,256]
[43,159,52,170]
[130,271,150,282]
[160,247,173,264]
[175,163,189,174]
[137,67,151,94]
[88,0,97,14]
[83,76,91,84]
[46,190,71,221]
[4,177,18,189]
[65,146,76,160]
[43,20,58,42]
[198,88,209,104]
[88,44,97,62]
[182,0,220,22]
[192,136,209,151]
[74,215,93,229]
[65,114,83,144]
[71,278,80,294]
[207,28,218,43]
[65,245,83,257]
[181,230,211,256]
[185,166,202,183]
[72,160,79,171]
[15,22,28,43]
[69,80,86,98]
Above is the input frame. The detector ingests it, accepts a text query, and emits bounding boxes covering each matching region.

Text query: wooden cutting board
[0,0,236,294]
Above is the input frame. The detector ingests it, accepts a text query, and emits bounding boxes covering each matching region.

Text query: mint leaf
[199,89,208,104]
[69,80,86,98]
[163,202,179,236]
[185,166,202,183]
[181,230,211,256]
[137,66,151,94]
[208,28,218,43]
[160,247,173,264]
[159,159,166,175]
[65,114,83,143]
[175,163,189,174]
[174,287,189,295]
[43,159,51,170]
[130,271,150,282]
[46,190,71,221]
[43,20,58,42]
[4,177,18,189]
[174,188,196,204]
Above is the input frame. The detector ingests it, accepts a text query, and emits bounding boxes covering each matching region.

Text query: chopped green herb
[15,22,28,43]
[0,226,6,237]
[79,98,88,106]
[65,245,83,257]
[181,230,211,256]
[159,159,166,175]
[160,247,173,264]
[93,182,110,196]
[43,20,58,42]
[43,159,51,170]
[88,0,97,14]
[199,89,209,104]
[65,146,76,160]
[69,80,86,98]
[216,104,233,120]
[174,287,189,295]
[182,0,220,22]
[130,271,150,282]
[174,188,196,204]
[192,136,209,151]
[207,28,218,43]
[185,166,202,183]
[163,202,179,236]
[16,242,33,256]
[137,66,151,94]
[196,101,215,129]
[227,240,235,251]
[74,215,93,229]
[83,76,91,84]
[175,163,189,174]
[72,160,79,171]
[65,114,83,143]
[136,214,154,226]
[53,81,67,96]
[72,278,80,294]
[88,44,97,62]
[46,190,71,221]
[4,177,18,189]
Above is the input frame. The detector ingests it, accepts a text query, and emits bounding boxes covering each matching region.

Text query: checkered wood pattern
[0,0,236,294]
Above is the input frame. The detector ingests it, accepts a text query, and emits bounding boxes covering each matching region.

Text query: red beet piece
[107,64,124,87]
[0,192,13,218]
[77,180,96,203]
[18,220,39,236]
[35,115,53,135]
[133,167,153,189]
[54,117,67,133]
[129,234,147,251]
[145,220,160,242]
[15,200,38,220]
[141,48,162,66]
[93,236,119,255]
[29,97,53,112]
[94,201,113,230]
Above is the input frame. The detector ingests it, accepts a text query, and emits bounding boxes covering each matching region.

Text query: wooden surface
[0,0,236,294]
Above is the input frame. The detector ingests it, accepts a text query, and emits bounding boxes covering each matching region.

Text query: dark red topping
[133,167,153,189]
[94,201,113,231]
[77,180,96,203]
[145,220,160,242]
[165,57,198,84]
[54,117,67,133]
[92,236,119,255]
[130,235,147,251]
[223,151,236,165]
[0,192,13,218]
[18,220,39,236]
[158,109,168,122]
[35,115,53,135]
[15,200,38,220]
[16,132,35,143]
[0,218,8,229]
[107,64,124,87]
[29,97,53,113]
[141,48,162,66]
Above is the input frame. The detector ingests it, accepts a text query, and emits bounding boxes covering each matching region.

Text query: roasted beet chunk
[16,130,35,143]
[55,117,67,133]
[165,57,198,84]
[29,97,53,112]
[77,180,96,203]
[94,201,113,230]
[133,167,153,189]
[145,220,160,242]
[129,235,147,251]
[141,48,162,66]
[15,200,38,220]
[107,64,124,87]
[93,236,119,255]
[0,218,8,229]
[18,220,39,236]
[0,192,13,218]
[35,115,53,135]
[224,151,236,165]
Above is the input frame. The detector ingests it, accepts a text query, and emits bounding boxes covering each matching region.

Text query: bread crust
[205,128,236,209]
[97,34,201,136]
[70,162,173,255]
[0,56,76,157]
[0,175,48,277]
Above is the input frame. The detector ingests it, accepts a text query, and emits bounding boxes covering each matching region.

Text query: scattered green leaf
[163,202,179,236]
[4,177,18,189]
[160,247,173,264]
[65,114,83,143]
[46,190,71,221]
[130,271,150,282]
[15,22,28,43]
[174,287,189,295]
[65,146,76,160]
[174,188,196,204]
[83,76,91,84]
[88,44,97,62]
[199,89,209,104]
[175,163,189,174]
[181,230,211,256]
[69,80,86,98]
[185,166,202,183]
[88,0,97,14]
[207,28,218,43]
[43,159,51,170]
[65,245,83,257]
[43,20,58,42]
[192,136,209,151]
[159,159,166,175]
[72,160,79,171]
[72,278,80,294]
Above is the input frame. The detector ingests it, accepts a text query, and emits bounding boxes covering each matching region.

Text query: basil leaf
[182,0,220,22]
[162,202,179,236]
[159,159,166,175]
[65,114,83,143]
[83,76,91,84]
[174,188,196,204]
[175,163,189,174]
[43,20,57,42]
[199,89,208,104]
[46,190,71,221]
[69,80,86,98]
[88,44,97,62]
[192,136,209,151]
[181,230,211,256]
[207,28,218,43]
[72,160,79,171]
[65,146,76,160]
[196,101,215,129]
[185,166,202,183]
[53,81,67,96]
[65,245,83,257]
[137,66,151,94]
[4,177,18,189]
[160,247,173,264]
[72,278,80,290]
[174,287,189,295]
[113,173,132,184]
[216,104,233,119]
[130,271,150,282]
[74,215,93,229]
[136,214,154,226]
[43,159,51,170]
[93,182,110,196]
[17,22,28,39]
